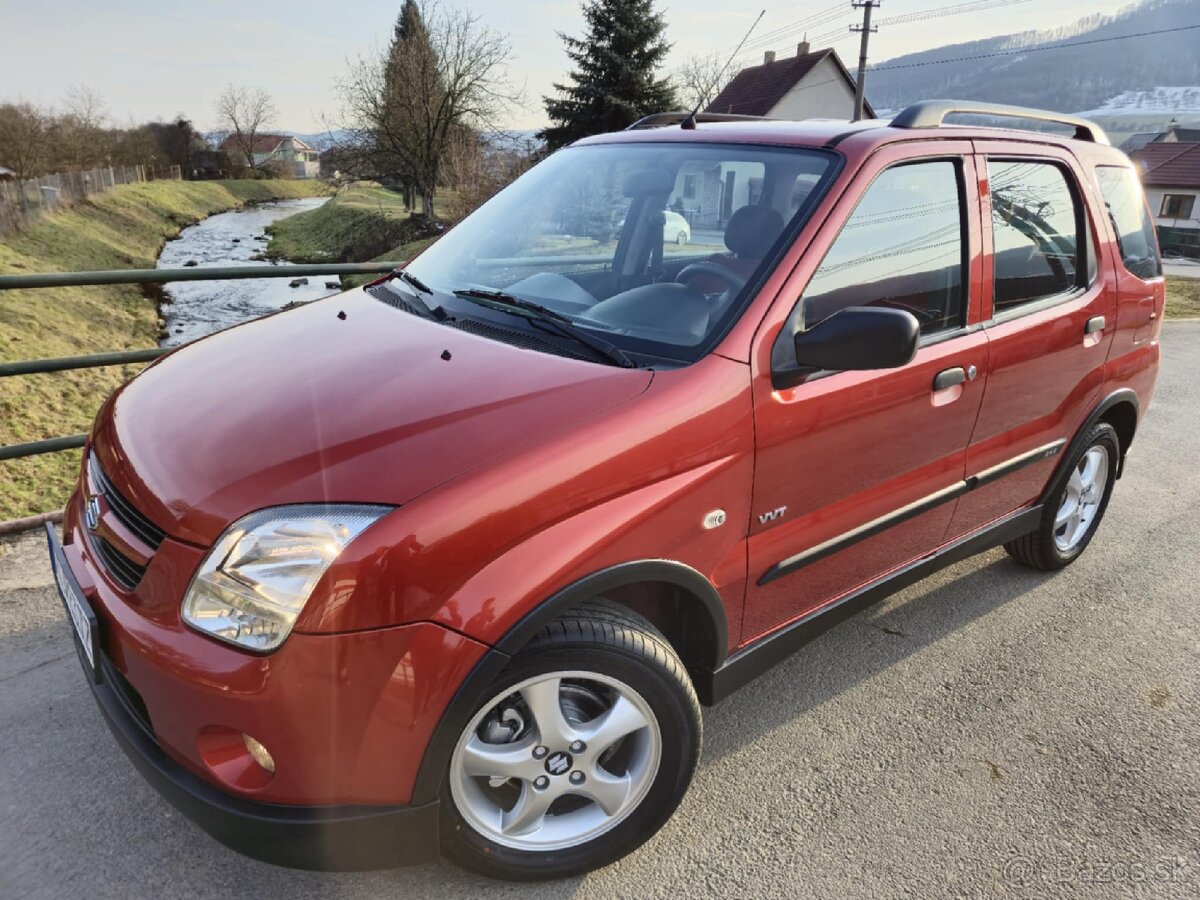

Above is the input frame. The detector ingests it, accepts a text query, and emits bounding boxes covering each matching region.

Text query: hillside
[869,0,1200,120]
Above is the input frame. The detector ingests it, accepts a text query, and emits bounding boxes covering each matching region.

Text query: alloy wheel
[449,671,662,852]
[1054,445,1110,552]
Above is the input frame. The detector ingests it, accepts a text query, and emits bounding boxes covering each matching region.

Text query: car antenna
[681,9,765,130]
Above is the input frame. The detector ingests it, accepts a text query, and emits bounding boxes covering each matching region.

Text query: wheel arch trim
[1041,388,1139,501]
[410,559,728,806]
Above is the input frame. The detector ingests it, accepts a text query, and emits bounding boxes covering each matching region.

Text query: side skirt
[697,504,1042,705]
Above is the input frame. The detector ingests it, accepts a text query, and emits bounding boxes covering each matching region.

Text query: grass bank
[266,183,447,288]
[1166,276,1200,318]
[0,178,330,520]
[265,182,442,264]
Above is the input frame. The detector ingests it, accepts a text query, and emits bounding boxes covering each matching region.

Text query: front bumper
[49,501,486,869]
[89,644,440,870]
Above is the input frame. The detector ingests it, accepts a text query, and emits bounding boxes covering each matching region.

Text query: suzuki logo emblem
[84,496,101,532]
[545,751,572,776]
[758,506,787,525]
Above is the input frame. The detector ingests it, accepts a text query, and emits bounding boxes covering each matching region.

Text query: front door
[944,142,1116,540]
[743,144,987,643]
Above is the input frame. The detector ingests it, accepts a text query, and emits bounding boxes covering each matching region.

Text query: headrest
[622,169,674,198]
[725,205,785,257]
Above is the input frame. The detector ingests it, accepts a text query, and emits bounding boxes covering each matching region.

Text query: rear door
[945,142,1116,540]
[743,143,987,642]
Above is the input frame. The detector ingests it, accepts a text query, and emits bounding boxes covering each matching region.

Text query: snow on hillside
[1076,86,1200,116]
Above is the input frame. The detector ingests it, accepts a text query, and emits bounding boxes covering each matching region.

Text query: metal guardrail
[1,262,402,461]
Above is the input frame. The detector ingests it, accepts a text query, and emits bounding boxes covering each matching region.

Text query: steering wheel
[675,262,747,294]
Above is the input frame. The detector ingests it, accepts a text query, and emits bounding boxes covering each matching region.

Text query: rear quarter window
[1095,166,1163,280]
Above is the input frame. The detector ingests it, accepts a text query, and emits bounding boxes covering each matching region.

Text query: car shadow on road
[699,548,1057,765]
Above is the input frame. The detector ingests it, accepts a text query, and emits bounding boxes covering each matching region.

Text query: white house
[1130,142,1200,232]
[705,43,872,123]
[676,44,871,230]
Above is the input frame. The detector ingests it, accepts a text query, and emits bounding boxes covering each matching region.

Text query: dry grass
[1165,276,1200,318]
[0,179,330,520]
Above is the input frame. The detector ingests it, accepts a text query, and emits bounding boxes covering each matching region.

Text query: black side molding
[759,441,1063,586]
[700,505,1043,704]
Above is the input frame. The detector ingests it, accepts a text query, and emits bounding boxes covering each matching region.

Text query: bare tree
[673,54,737,112]
[215,85,278,171]
[59,85,109,169]
[332,0,520,218]
[441,127,534,220]
[0,102,52,179]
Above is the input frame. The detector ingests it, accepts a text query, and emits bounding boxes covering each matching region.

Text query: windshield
[404,141,836,364]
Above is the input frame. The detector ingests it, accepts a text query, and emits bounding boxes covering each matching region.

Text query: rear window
[988,160,1085,313]
[1096,166,1162,280]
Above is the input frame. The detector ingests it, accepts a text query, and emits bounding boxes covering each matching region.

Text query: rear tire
[1005,422,1119,570]
[440,600,701,881]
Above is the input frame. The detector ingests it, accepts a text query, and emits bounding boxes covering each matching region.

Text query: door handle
[932,367,966,391]
[1084,315,1105,335]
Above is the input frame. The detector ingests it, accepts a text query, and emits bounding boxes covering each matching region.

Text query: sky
[0,0,1137,132]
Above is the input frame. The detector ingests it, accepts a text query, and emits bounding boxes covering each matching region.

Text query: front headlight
[181,504,391,652]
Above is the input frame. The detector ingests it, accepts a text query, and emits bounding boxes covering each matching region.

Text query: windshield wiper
[384,268,444,320]
[453,288,636,368]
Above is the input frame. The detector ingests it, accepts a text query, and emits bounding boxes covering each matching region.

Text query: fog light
[242,733,276,773]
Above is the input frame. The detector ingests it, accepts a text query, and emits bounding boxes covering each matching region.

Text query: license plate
[46,524,100,683]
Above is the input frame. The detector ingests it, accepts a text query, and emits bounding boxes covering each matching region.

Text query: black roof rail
[890,100,1109,145]
[626,111,772,130]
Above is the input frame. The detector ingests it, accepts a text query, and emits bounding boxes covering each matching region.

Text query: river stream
[157,197,337,347]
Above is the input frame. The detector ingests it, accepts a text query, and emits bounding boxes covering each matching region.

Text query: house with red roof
[705,43,872,122]
[217,133,320,178]
[664,44,868,232]
[1130,141,1200,232]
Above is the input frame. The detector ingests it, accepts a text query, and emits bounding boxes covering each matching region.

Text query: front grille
[88,454,165,549]
[91,534,147,592]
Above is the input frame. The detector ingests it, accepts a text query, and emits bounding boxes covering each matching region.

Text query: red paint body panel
[57,119,1161,818]
[743,141,988,637]
[93,292,653,547]
[62,492,486,805]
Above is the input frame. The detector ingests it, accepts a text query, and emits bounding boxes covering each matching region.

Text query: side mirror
[772,306,920,389]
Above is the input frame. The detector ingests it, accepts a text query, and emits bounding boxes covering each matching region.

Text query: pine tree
[382,1,439,211]
[540,0,677,151]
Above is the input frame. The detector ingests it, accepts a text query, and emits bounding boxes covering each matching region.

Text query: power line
[712,21,1200,113]
[807,0,1033,50]
[871,23,1200,70]
[876,0,1033,27]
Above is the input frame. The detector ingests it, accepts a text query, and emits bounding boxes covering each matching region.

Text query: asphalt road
[2,324,1198,899]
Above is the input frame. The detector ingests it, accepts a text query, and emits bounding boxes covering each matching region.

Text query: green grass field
[0,178,330,520]
[265,183,449,266]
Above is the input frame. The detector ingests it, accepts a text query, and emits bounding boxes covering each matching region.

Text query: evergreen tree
[382,1,439,210]
[540,0,676,150]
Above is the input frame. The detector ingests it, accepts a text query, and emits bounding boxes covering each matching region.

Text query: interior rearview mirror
[772,307,920,389]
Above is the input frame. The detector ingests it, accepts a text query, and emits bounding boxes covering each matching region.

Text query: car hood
[92,288,653,547]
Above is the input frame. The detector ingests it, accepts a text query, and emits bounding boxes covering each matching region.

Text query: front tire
[1005,422,1119,570]
[440,601,701,881]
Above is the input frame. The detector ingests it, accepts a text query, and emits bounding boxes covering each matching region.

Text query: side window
[801,160,966,336]
[988,160,1084,312]
[1096,166,1163,280]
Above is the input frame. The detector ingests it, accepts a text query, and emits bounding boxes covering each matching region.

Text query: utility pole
[851,0,880,121]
